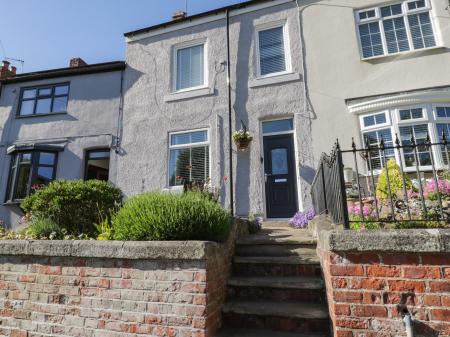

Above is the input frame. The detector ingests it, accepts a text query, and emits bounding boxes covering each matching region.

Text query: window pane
[437,124,450,164]
[14,165,31,200]
[55,85,69,96]
[436,107,450,118]
[38,88,52,96]
[88,150,110,159]
[35,98,52,114]
[383,17,410,54]
[169,148,191,186]
[399,124,430,167]
[271,148,288,175]
[359,22,384,58]
[176,44,204,90]
[191,146,209,182]
[21,153,32,163]
[37,166,54,182]
[171,131,207,146]
[19,100,35,116]
[259,26,287,75]
[39,152,55,165]
[22,89,36,99]
[408,12,436,49]
[363,128,394,170]
[52,96,68,112]
[262,119,293,134]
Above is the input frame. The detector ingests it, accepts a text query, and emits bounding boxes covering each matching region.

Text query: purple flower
[348,204,371,216]
[289,209,315,229]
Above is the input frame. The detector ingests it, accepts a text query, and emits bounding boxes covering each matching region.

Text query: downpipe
[403,313,414,337]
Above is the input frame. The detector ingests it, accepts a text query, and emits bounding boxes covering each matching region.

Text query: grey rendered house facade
[117,0,313,220]
[0,61,125,228]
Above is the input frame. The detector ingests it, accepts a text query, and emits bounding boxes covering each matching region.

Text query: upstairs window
[257,23,290,77]
[356,0,437,59]
[6,151,57,202]
[168,130,209,187]
[18,83,69,116]
[175,42,206,91]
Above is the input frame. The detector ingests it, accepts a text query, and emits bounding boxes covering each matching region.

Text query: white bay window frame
[172,38,208,93]
[359,104,450,174]
[255,20,292,78]
[355,0,439,60]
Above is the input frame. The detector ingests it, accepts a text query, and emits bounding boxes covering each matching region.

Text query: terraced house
[0,0,449,229]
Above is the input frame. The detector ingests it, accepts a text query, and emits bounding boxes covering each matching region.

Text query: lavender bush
[289,209,315,229]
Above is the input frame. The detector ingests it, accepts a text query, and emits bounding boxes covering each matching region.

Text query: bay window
[359,104,450,172]
[6,151,57,202]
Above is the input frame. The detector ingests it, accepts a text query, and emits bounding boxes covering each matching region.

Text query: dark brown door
[264,134,298,218]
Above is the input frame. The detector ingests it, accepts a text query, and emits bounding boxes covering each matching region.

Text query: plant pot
[235,138,251,151]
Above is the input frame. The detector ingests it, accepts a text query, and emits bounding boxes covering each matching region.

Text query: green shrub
[21,180,122,236]
[376,159,412,200]
[112,192,231,242]
[27,218,63,240]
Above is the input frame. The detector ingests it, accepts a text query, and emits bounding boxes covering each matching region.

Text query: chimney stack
[69,57,88,68]
[172,11,187,21]
[0,60,16,79]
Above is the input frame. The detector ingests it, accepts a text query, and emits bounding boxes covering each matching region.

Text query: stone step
[233,255,319,265]
[233,258,321,277]
[222,300,330,334]
[235,244,317,257]
[216,328,327,337]
[237,231,316,246]
[227,276,325,302]
[228,276,324,290]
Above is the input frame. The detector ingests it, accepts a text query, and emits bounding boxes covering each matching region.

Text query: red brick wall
[0,251,232,337]
[319,250,450,337]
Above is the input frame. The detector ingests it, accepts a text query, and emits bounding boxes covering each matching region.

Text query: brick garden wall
[0,226,239,337]
[318,229,450,337]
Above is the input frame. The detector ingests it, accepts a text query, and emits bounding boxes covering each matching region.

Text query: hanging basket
[235,138,252,151]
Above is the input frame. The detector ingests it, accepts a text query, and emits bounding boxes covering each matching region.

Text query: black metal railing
[311,132,450,229]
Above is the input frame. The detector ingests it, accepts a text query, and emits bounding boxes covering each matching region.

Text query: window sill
[164,87,214,102]
[3,201,22,206]
[16,112,67,119]
[361,46,446,62]
[249,72,301,88]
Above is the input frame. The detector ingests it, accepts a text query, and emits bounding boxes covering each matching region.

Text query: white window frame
[255,20,292,79]
[167,128,211,187]
[432,104,450,121]
[359,111,391,131]
[358,104,450,173]
[395,105,428,124]
[172,38,208,93]
[355,0,439,60]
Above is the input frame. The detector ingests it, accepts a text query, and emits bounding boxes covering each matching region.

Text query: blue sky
[0,0,246,73]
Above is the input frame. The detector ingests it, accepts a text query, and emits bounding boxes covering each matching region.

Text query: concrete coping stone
[318,229,450,253]
[0,239,227,260]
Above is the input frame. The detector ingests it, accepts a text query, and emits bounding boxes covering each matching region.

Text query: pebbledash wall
[0,222,241,337]
[317,229,450,337]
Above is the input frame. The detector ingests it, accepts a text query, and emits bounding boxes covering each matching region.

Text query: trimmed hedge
[112,192,231,242]
[21,180,122,236]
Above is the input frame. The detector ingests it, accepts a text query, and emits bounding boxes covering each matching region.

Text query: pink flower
[348,204,371,216]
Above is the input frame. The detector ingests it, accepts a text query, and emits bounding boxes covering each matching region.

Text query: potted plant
[233,128,253,151]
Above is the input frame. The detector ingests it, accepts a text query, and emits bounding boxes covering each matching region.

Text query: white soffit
[347,88,450,114]
[125,0,293,43]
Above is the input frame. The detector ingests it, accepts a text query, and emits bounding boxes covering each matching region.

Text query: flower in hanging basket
[233,129,253,150]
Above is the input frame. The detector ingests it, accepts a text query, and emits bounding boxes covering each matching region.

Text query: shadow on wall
[233,16,252,217]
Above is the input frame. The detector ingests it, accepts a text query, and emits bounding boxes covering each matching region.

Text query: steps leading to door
[216,223,331,336]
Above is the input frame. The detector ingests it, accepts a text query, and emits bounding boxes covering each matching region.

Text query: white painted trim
[164,87,214,102]
[249,72,300,88]
[255,19,292,78]
[172,38,208,93]
[125,0,294,43]
[347,89,450,114]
